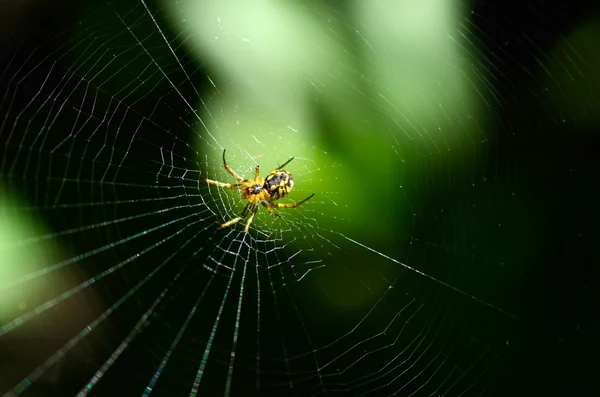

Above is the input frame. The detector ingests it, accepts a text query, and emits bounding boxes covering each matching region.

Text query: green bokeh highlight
[0,189,59,323]
[171,0,484,239]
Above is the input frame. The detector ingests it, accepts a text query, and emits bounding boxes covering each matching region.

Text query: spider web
[0,0,597,396]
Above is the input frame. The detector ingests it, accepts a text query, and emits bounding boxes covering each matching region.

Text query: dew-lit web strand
[224,233,251,397]
[9,108,204,217]
[271,235,326,392]
[342,235,519,321]
[464,14,556,122]
[1,66,188,186]
[263,213,326,273]
[2,219,201,397]
[29,35,103,162]
[319,301,432,394]
[2,27,208,175]
[428,341,464,397]
[353,308,440,397]
[204,226,312,393]
[352,331,427,395]
[263,225,411,363]
[51,80,94,205]
[62,134,201,186]
[456,17,520,102]
[450,350,496,397]
[0,25,92,147]
[95,100,127,182]
[203,220,252,276]
[0,42,29,133]
[47,34,145,196]
[252,239,262,390]
[440,346,495,397]
[0,208,204,291]
[6,113,202,198]
[377,310,450,397]
[0,12,206,237]
[2,186,203,213]
[109,1,220,150]
[3,61,55,172]
[54,71,114,157]
[262,222,507,391]
[188,230,250,396]
[145,214,244,395]
[142,254,219,397]
[63,76,207,160]
[0,213,198,337]
[103,30,167,104]
[222,218,406,388]
[328,302,420,379]
[277,216,327,282]
[316,291,421,375]
[358,337,434,396]
[450,29,507,108]
[397,350,446,397]
[138,0,217,123]
[370,309,428,383]
[105,107,144,183]
[261,238,293,389]
[339,306,423,387]
[416,340,453,397]
[76,227,203,396]
[19,36,109,182]
[0,201,184,246]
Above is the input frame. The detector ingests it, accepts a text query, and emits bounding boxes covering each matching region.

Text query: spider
[201,149,315,233]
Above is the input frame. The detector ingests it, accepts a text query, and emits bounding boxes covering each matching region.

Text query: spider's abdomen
[264,171,294,200]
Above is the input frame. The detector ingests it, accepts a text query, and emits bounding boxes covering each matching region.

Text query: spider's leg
[223,149,245,182]
[276,156,294,170]
[220,202,251,228]
[244,204,259,233]
[254,164,260,180]
[220,217,242,228]
[201,175,241,189]
[261,201,280,217]
[275,193,315,208]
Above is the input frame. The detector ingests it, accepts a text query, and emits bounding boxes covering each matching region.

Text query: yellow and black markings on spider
[201,149,315,233]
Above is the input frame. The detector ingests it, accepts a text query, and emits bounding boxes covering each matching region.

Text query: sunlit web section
[1,0,588,396]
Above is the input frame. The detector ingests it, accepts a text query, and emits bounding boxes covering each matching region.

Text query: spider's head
[264,170,294,200]
[250,184,263,195]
